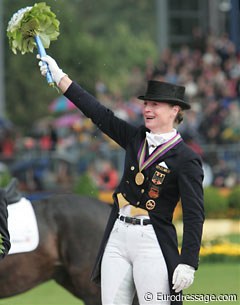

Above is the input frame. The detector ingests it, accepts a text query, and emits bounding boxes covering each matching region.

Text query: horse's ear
[4,178,22,205]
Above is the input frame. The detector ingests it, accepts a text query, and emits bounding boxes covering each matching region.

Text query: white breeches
[101,219,170,305]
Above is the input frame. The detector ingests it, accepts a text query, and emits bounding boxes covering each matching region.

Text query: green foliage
[0,233,5,254]
[200,254,240,263]
[203,186,240,218]
[227,186,240,219]
[7,2,60,54]
[207,233,240,245]
[0,166,11,188]
[204,187,229,217]
[73,173,99,198]
[100,23,157,95]
[3,0,158,131]
[228,186,240,210]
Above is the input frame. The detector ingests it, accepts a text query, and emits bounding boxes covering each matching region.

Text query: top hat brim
[138,96,191,110]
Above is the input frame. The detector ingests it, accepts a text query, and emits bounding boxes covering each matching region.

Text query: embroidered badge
[152,171,166,185]
[146,199,156,210]
[148,185,159,199]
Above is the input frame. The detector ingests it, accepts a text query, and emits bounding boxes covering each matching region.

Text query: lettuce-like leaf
[0,233,5,254]
[7,2,60,54]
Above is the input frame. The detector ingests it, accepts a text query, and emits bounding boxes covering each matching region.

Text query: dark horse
[0,179,111,305]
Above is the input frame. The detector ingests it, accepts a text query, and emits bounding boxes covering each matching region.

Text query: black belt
[118,215,151,225]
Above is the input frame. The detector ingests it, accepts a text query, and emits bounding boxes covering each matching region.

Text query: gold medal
[135,134,181,188]
[135,172,145,185]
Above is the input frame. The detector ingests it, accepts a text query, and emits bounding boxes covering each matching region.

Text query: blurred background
[0,0,239,304]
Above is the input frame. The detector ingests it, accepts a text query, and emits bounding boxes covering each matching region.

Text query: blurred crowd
[0,30,239,191]
[94,30,240,188]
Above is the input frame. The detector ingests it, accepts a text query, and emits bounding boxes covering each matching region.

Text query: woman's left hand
[172,264,195,292]
[37,54,66,85]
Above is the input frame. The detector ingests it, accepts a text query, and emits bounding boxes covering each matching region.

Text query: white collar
[146,129,177,148]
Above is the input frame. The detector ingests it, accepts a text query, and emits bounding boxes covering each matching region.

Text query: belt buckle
[131,218,137,225]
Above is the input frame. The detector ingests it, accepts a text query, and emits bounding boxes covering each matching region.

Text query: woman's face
[143,100,179,134]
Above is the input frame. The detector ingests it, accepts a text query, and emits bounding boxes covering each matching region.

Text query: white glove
[172,264,195,293]
[37,55,66,85]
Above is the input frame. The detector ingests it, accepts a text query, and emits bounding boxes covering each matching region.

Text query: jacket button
[136,201,140,205]
[130,166,135,170]
[141,189,145,193]
[123,193,126,197]
[126,180,129,184]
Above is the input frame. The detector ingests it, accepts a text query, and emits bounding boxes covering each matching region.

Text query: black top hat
[138,80,191,110]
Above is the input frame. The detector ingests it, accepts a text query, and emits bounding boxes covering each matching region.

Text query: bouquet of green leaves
[7,2,60,85]
[0,233,5,255]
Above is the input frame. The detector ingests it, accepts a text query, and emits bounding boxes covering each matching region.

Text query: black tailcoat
[65,82,205,304]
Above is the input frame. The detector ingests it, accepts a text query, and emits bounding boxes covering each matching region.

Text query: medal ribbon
[137,133,182,172]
